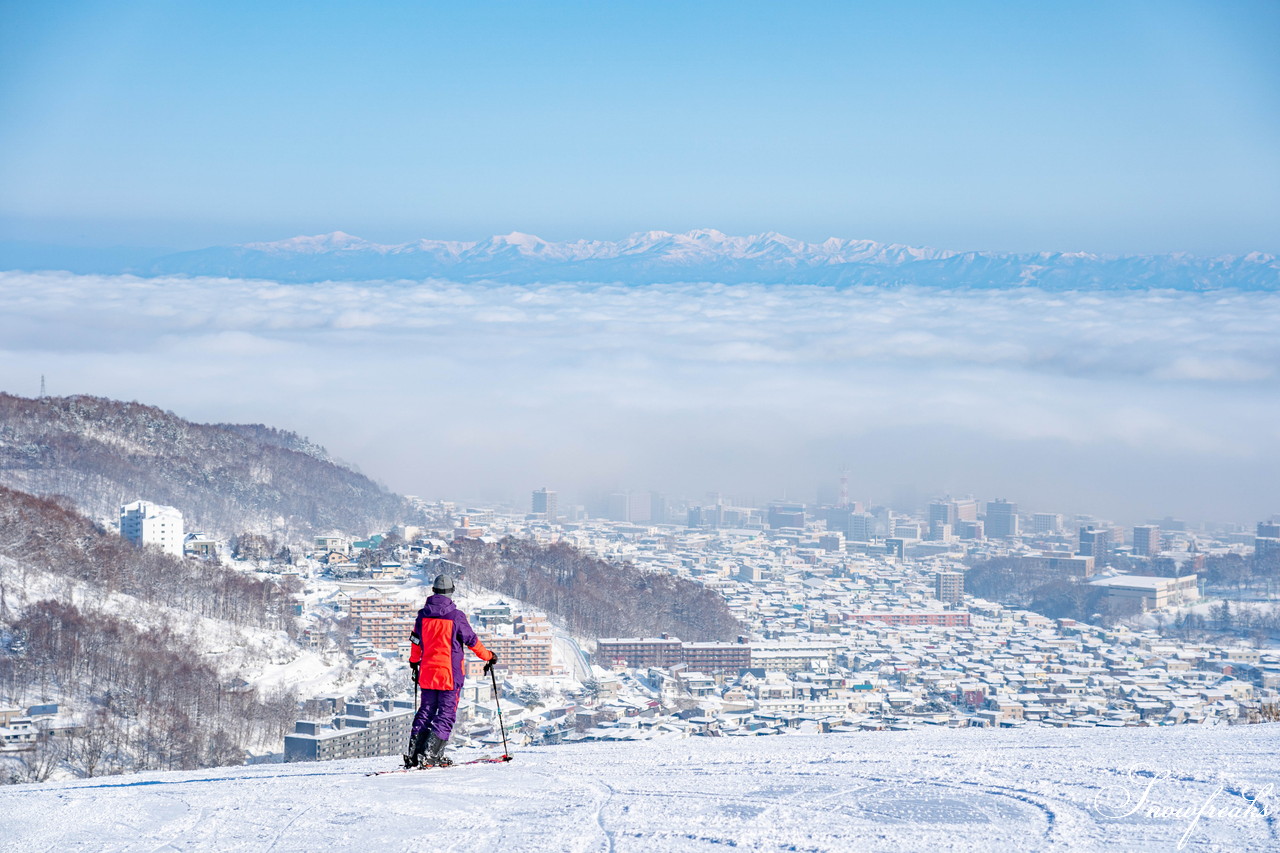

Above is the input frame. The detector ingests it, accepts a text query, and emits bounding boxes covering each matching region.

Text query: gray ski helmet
[432,573,455,594]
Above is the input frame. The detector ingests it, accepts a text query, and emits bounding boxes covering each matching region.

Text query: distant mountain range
[126,229,1279,289]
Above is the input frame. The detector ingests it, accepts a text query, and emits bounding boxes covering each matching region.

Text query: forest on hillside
[0,486,300,782]
[0,393,417,538]
[451,536,744,642]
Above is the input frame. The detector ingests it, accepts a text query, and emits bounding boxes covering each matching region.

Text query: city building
[844,612,972,627]
[596,636,752,673]
[1087,574,1200,611]
[606,493,631,523]
[1032,513,1063,535]
[475,628,554,676]
[119,500,184,557]
[1132,525,1162,557]
[347,589,418,650]
[1078,526,1112,563]
[597,637,683,668]
[649,492,668,525]
[768,503,806,529]
[935,570,965,605]
[284,700,414,762]
[628,491,651,524]
[1018,554,1095,583]
[531,488,558,522]
[846,512,876,542]
[680,642,752,675]
[984,499,1019,539]
[928,498,978,530]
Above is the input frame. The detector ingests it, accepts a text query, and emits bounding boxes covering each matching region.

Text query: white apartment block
[120,500,185,558]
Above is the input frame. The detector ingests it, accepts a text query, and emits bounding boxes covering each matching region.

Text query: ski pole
[407,665,421,757]
[489,664,512,761]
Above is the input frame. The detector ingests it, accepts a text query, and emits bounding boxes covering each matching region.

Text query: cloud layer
[2,272,1277,523]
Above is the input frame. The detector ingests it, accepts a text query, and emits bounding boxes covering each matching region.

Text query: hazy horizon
[2,270,1276,528]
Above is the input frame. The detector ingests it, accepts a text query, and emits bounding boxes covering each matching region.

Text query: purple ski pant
[411,686,461,742]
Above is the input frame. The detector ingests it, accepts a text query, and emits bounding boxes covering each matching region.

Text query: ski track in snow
[2,725,1277,852]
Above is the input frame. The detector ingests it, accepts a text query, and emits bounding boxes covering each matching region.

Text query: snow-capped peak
[243,231,377,254]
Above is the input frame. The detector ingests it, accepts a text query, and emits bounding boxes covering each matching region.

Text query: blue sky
[2,0,1278,254]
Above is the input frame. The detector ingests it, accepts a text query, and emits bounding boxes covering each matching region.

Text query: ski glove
[410,662,419,683]
[483,653,498,675]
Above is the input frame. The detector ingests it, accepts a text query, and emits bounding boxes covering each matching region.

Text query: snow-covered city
[4,2,1280,850]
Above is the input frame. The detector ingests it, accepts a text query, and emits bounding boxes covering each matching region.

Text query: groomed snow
[3,724,1276,851]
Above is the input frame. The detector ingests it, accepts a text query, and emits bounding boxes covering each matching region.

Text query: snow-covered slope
[142,230,1280,289]
[3,725,1276,851]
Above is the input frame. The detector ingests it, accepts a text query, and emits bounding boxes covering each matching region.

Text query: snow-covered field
[3,724,1276,852]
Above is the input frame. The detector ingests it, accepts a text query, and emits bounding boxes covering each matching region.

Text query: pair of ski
[366,754,512,776]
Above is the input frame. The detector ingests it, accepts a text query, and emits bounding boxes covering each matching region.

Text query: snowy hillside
[0,393,415,537]
[140,230,1280,289]
[3,724,1276,851]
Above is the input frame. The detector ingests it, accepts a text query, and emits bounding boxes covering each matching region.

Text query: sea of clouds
[2,271,1277,522]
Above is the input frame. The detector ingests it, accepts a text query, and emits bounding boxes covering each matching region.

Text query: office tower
[649,492,668,525]
[1032,513,1063,535]
[626,491,651,523]
[768,502,806,529]
[928,500,957,529]
[531,487,558,522]
[931,491,977,532]
[985,499,1020,538]
[847,512,876,542]
[1132,525,1161,557]
[1079,525,1112,562]
[606,492,631,522]
[1258,521,1280,539]
[955,519,984,540]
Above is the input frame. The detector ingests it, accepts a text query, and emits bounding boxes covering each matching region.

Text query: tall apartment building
[935,570,965,605]
[531,487,558,522]
[1078,526,1112,563]
[984,499,1019,539]
[1132,525,1162,557]
[473,633,553,676]
[1032,513,1064,535]
[119,500,184,557]
[347,590,418,650]
[596,637,683,668]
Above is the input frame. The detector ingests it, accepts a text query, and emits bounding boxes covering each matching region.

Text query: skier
[404,573,497,768]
